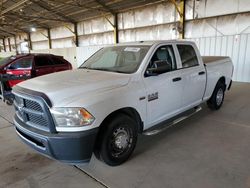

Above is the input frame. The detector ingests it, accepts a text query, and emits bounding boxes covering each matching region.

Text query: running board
[143,106,202,136]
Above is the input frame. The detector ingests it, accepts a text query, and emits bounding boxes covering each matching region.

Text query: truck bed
[202,56,231,65]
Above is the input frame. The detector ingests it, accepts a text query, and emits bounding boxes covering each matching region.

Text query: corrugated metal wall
[189,34,250,82]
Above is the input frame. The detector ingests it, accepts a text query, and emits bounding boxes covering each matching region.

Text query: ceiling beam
[30,0,76,23]
[48,0,108,13]
[0,0,29,15]
[95,0,116,15]
[5,14,48,29]
[0,28,15,36]
[0,23,28,33]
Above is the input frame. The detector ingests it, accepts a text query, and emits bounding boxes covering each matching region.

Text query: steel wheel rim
[109,126,133,158]
[216,88,224,106]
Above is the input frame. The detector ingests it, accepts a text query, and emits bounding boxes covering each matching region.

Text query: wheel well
[218,77,225,84]
[218,76,226,89]
[99,107,144,133]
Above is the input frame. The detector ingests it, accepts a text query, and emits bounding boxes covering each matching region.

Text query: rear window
[35,56,53,67]
[177,45,199,68]
[51,56,66,65]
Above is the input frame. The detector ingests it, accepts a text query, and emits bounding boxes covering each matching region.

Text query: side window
[51,56,65,65]
[35,56,53,67]
[177,45,199,68]
[147,45,176,75]
[9,57,32,69]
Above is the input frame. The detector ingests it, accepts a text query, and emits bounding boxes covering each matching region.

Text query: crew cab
[0,54,72,88]
[12,40,233,166]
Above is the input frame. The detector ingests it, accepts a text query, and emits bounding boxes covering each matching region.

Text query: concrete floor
[0,82,250,188]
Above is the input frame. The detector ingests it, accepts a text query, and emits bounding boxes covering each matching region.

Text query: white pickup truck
[13,40,233,166]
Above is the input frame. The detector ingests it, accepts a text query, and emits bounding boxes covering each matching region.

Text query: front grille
[25,99,43,112]
[27,113,48,127]
[14,94,50,131]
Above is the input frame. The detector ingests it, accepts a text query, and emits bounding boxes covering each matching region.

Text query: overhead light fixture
[31,27,36,32]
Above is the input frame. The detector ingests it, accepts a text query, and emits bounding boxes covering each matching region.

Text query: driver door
[143,44,183,128]
[6,56,33,87]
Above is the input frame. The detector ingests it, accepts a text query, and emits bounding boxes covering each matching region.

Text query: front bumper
[14,114,99,163]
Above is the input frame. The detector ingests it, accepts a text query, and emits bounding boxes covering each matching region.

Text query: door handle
[172,77,182,82]
[198,71,205,75]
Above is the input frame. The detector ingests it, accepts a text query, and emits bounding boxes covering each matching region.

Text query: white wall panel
[31,30,48,42]
[186,0,250,19]
[119,24,178,43]
[52,38,74,49]
[51,25,74,39]
[32,41,49,50]
[119,2,178,30]
[190,34,250,82]
[30,49,50,54]
[78,16,114,35]
[186,13,250,38]
[78,32,113,46]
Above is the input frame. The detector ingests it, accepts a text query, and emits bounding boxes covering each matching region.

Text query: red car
[0,54,72,88]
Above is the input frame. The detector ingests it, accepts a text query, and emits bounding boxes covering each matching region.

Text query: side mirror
[146,60,172,77]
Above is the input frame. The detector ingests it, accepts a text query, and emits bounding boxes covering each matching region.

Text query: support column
[3,38,6,52]
[8,38,11,52]
[27,33,32,51]
[74,23,79,47]
[178,0,186,39]
[114,13,119,44]
[47,28,52,49]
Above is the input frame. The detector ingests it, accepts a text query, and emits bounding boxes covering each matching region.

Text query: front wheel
[95,114,138,166]
[207,81,226,110]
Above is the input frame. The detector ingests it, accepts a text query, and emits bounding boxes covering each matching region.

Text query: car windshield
[0,56,16,67]
[79,45,150,74]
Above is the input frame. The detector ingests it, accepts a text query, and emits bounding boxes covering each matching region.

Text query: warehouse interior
[0,0,250,187]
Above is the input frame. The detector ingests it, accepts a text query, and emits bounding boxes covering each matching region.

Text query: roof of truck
[114,40,195,46]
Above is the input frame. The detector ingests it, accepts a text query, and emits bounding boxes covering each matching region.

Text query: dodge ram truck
[12,40,233,166]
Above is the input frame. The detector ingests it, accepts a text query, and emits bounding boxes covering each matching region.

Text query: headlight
[50,107,95,127]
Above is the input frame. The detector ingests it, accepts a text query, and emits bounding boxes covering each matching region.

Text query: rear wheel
[207,81,226,110]
[95,114,138,166]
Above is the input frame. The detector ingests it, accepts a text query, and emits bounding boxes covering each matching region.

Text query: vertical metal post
[7,38,11,52]
[27,33,32,51]
[47,28,52,49]
[14,35,18,55]
[114,13,119,44]
[179,0,185,39]
[74,23,79,47]
[3,38,6,52]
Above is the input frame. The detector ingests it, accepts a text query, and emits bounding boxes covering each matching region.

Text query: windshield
[0,56,16,67]
[79,46,150,74]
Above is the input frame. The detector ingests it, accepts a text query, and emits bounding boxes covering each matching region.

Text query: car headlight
[50,107,95,127]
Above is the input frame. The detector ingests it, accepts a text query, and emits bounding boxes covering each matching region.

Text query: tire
[207,81,226,110]
[95,114,138,166]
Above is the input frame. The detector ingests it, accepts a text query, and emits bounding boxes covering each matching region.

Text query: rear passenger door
[175,43,206,109]
[34,56,54,77]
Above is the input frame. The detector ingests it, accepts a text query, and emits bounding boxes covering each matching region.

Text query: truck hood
[16,69,131,106]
